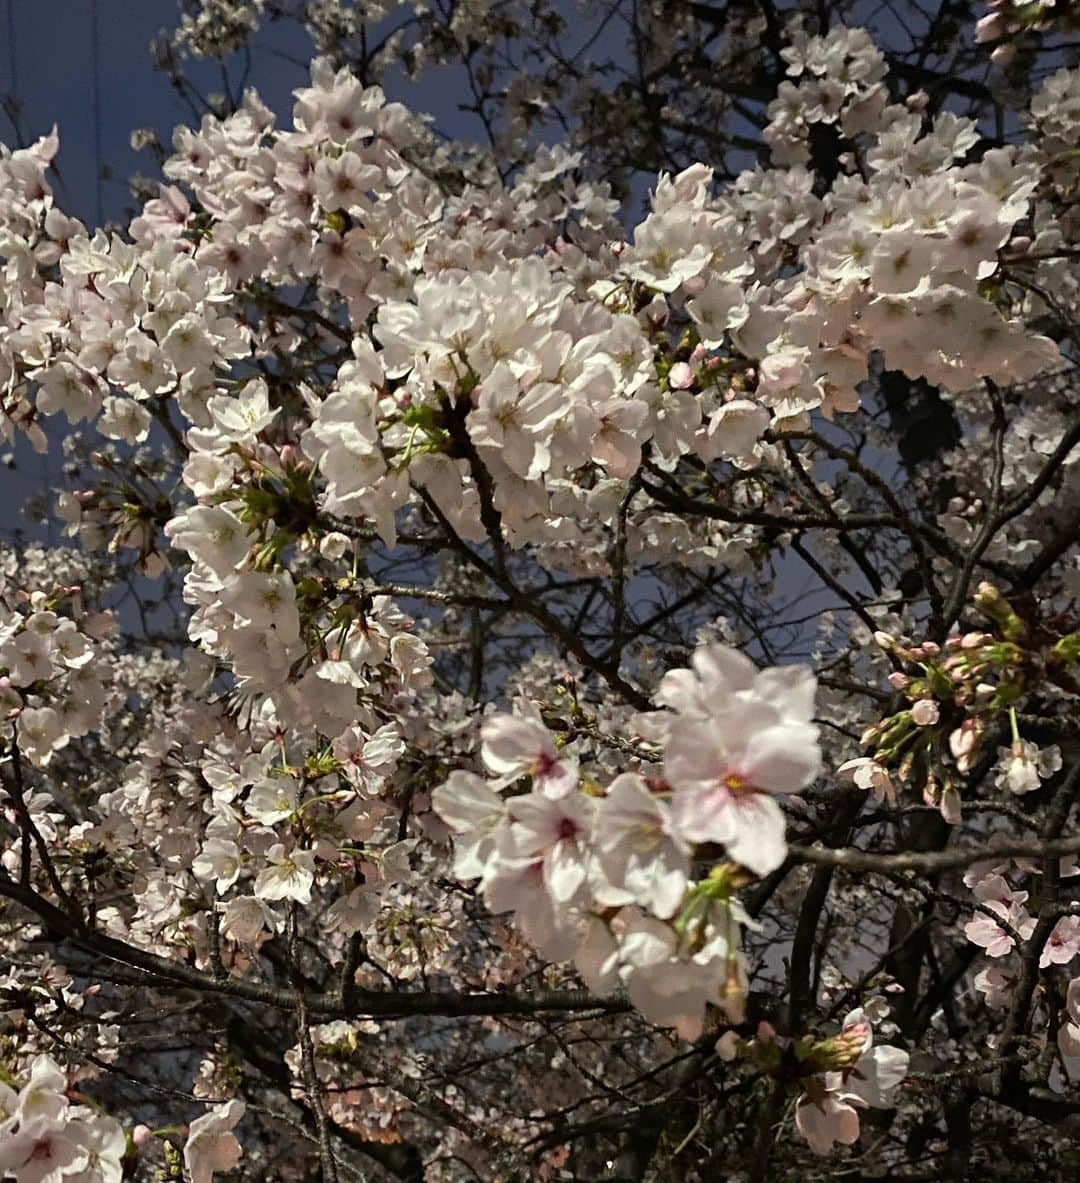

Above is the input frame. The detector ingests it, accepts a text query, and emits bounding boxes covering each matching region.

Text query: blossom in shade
[183,1100,245,1183]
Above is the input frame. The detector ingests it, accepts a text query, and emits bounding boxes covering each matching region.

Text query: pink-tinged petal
[796,1094,861,1155]
[646,861,692,921]
[848,1045,909,1107]
[742,723,822,794]
[575,917,620,996]
[664,720,731,791]
[691,643,756,696]
[537,756,579,799]
[184,1100,245,1183]
[840,1008,874,1054]
[481,714,552,777]
[0,1124,88,1180]
[544,837,589,905]
[670,782,737,846]
[722,791,789,877]
[432,771,504,832]
[752,664,817,722]
[655,668,705,715]
[482,855,545,915]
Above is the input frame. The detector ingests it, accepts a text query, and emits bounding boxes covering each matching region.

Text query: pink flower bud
[911,699,940,726]
[668,362,694,389]
[716,1031,741,1061]
[950,723,977,759]
[991,42,1017,66]
[940,785,962,824]
[975,11,1005,41]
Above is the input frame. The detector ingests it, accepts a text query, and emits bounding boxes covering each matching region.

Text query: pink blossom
[795,1092,862,1155]
[480,710,579,798]
[183,1100,245,1183]
[964,898,1034,958]
[910,699,940,726]
[837,757,896,803]
[1041,916,1080,968]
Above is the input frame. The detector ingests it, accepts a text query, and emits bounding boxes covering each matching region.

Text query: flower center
[557,816,579,842]
[723,773,752,796]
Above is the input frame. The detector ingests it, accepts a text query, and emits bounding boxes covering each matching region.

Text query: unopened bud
[1052,632,1080,665]
[974,583,1026,642]
[940,784,962,824]
[911,699,940,726]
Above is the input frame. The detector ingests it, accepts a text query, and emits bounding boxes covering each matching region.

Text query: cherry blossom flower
[837,756,896,803]
[795,1009,909,1155]
[994,739,1062,795]
[974,965,1019,1010]
[220,896,281,944]
[253,845,316,904]
[659,650,821,875]
[0,10,1075,1172]
[1041,916,1080,968]
[480,709,578,798]
[593,773,691,918]
[503,791,596,906]
[183,1100,245,1183]
[66,1118,125,1183]
[795,1092,862,1156]
[431,770,509,880]
[964,875,1035,957]
[1058,978,1080,1077]
[0,1121,89,1183]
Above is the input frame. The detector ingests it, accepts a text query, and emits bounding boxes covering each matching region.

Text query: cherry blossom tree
[1,1,1080,1180]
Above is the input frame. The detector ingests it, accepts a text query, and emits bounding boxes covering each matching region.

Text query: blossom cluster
[842,583,1079,819]
[0,1056,125,1183]
[434,642,821,1036]
[976,0,1080,62]
[726,1006,910,1155]
[0,38,1065,585]
[0,9,1075,1176]
[0,581,106,770]
[966,855,1080,1087]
